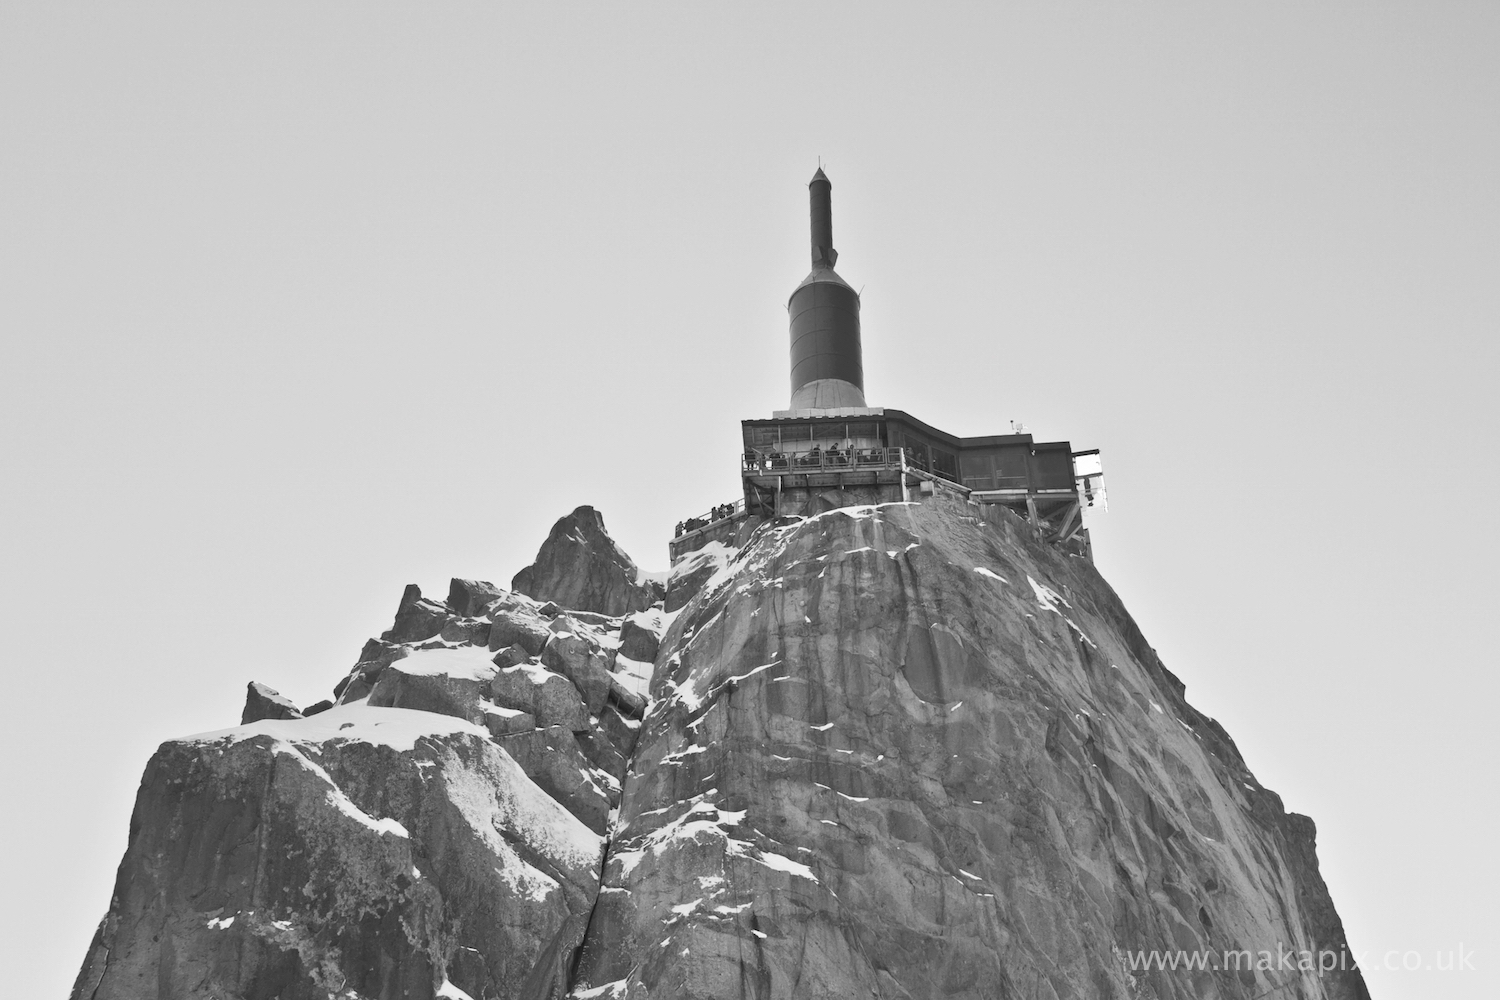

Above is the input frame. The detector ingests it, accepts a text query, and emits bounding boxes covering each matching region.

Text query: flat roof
[742,408,1057,450]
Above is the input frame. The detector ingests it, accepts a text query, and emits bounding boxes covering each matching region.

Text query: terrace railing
[674,497,747,538]
[741,447,909,475]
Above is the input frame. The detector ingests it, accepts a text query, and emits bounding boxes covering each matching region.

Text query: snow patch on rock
[183,702,490,753]
[390,645,499,682]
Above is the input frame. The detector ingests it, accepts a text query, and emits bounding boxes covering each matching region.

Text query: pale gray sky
[2,5,1496,996]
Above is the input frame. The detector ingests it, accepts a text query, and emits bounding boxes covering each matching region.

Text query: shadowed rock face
[241,681,303,724]
[74,501,1368,1000]
[512,506,665,617]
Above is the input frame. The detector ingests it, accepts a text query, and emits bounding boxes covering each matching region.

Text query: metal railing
[674,497,747,538]
[741,447,909,475]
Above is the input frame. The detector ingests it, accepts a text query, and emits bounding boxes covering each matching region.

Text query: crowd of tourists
[674,503,738,538]
[745,443,884,472]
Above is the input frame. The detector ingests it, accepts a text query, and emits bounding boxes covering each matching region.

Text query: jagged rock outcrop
[75,531,659,1000]
[75,501,1368,1000]
[512,506,665,616]
[241,681,303,724]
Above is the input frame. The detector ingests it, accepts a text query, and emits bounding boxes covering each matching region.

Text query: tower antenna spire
[809,165,835,268]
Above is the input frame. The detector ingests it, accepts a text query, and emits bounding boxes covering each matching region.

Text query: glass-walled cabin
[742,417,891,473]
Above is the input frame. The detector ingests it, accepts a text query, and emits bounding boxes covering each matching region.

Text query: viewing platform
[667,442,1104,565]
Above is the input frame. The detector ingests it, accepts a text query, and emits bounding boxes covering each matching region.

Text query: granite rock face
[75,501,1368,1000]
[513,506,665,617]
[572,498,1369,1000]
[71,709,606,1000]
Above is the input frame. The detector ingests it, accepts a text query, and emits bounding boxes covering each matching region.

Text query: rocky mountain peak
[512,505,665,617]
[72,500,1368,1000]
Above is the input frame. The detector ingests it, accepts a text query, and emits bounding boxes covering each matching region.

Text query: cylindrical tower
[788,168,866,410]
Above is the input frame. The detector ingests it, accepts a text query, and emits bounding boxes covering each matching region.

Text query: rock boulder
[540,628,613,715]
[365,646,499,727]
[617,612,662,664]
[488,609,552,657]
[447,577,507,617]
[240,681,302,725]
[489,662,591,732]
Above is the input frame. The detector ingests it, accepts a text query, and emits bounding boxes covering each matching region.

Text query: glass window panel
[746,426,780,448]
